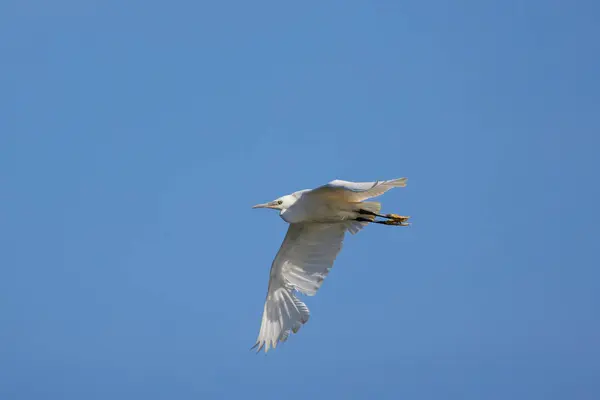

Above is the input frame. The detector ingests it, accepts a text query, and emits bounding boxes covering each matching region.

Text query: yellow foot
[382,219,411,226]
[386,214,411,221]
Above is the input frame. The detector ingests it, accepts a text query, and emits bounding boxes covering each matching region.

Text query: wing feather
[253,223,346,352]
[308,177,407,202]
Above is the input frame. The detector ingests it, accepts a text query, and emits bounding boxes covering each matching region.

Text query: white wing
[253,222,346,352]
[308,177,407,202]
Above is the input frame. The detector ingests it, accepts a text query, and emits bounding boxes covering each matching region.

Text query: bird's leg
[355,217,410,226]
[358,209,411,223]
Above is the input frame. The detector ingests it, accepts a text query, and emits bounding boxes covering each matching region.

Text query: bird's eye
[277,200,283,205]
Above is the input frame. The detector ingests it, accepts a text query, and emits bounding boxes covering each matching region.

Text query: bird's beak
[252,201,278,209]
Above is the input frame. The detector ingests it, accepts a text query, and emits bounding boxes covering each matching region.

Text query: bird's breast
[280,206,306,224]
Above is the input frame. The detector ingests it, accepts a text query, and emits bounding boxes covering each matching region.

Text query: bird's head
[252,194,296,211]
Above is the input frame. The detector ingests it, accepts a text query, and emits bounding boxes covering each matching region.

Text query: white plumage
[251,178,409,352]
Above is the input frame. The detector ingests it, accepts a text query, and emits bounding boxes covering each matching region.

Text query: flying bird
[251,178,410,352]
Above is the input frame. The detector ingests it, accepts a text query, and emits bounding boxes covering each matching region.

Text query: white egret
[251,178,410,352]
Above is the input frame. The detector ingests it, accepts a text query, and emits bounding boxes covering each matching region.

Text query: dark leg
[355,217,410,226]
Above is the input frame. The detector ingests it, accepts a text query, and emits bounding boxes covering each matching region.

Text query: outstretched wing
[253,222,347,353]
[308,178,407,202]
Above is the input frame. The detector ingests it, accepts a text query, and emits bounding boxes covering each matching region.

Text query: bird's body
[279,190,359,224]
[252,178,410,352]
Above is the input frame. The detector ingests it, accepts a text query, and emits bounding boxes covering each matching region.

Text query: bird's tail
[346,201,381,234]
[357,201,381,215]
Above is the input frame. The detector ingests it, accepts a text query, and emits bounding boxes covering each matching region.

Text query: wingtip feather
[390,177,408,187]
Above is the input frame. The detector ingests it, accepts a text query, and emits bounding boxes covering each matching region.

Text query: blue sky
[1,1,599,399]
